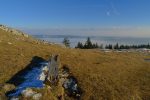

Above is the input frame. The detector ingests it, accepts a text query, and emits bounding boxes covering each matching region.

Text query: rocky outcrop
[59,65,82,99]
[0,24,29,38]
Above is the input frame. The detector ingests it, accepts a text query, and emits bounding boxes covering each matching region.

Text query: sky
[0,0,150,37]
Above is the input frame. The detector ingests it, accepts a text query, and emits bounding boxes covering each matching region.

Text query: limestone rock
[8,42,12,45]
[3,84,15,92]
[10,97,19,100]
[32,93,42,100]
[0,24,29,38]
[21,88,36,97]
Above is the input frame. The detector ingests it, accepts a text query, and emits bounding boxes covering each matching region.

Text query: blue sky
[0,0,150,37]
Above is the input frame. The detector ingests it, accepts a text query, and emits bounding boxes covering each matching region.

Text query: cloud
[20,27,150,38]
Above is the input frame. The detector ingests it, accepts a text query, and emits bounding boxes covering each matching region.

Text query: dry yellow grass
[0,29,150,100]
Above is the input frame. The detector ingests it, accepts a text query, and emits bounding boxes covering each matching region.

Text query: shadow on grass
[6,56,46,86]
[5,56,46,97]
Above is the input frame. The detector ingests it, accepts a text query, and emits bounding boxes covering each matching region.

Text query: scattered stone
[59,65,82,99]
[20,53,24,57]
[0,24,29,38]
[8,42,12,45]
[59,78,66,85]
[39,65,48,81]
[63,76,82,99]
[4,55,82,99]
[42,65,49,72]
[44,85,52,90]
[10,97,19,100]
[3,84,15,92]
[23,33,29,38]
[39,72,47,81]
[21,88,36,97]
[60,66,69,78]
[32,93,42,100]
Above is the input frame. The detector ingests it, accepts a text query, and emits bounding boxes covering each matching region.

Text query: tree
[99,44,103,49]
[75,37,101,49]
[114,43,119,49]
[148,43,150,49]
[119,45,125,49]
[62,37,70,47]
[76,42,84,48]
[84,37,93,49]
[94,43,99,48]
[108,44,113,49]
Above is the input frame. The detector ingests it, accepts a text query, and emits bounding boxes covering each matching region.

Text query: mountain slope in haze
[0,25,150,100]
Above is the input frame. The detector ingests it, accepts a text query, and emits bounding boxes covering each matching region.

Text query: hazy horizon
[19,27,150,38]
[32,34,150,48]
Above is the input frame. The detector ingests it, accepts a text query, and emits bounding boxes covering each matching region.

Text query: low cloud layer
[20,27,150,38]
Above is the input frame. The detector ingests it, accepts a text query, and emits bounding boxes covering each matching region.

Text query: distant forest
[75,37,150,49]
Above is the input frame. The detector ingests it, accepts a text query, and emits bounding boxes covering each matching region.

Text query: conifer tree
[62,37,70,47]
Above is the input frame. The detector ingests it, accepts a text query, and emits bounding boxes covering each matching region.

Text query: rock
[8,42,12,45]
[32,93,42,100]
[23,33,29,38]
[59,65,70,78]
[21,88,36,97]
[47,85,52,89]
[59,78,66,85]
[3,84,15,92]
[59,65,82,98]
[20,53,24,57]
[39,65,48,81]
[62,75,82,99]
[42,65,48,72]
[39,72,47,81]
[0,24,29,38]
[10,97,19,100]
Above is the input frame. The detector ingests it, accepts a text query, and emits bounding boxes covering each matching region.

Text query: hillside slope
[0,27,150,100]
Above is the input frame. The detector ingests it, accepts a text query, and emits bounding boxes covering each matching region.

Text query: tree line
[63,37,150,49]
[75,37,101,49]
[105,43,150,49]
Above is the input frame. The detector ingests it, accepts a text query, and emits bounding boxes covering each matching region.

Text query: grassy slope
[0,29,150,100]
